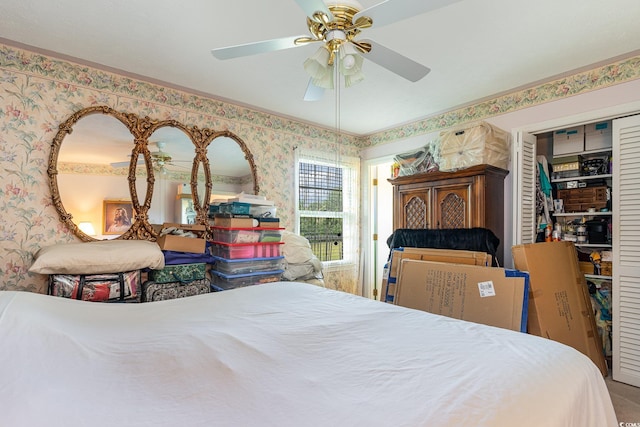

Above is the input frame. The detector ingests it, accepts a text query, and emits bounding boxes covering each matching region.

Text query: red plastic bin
[211,241,283,259]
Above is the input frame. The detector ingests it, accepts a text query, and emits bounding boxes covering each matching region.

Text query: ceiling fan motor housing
[306,3,371,51]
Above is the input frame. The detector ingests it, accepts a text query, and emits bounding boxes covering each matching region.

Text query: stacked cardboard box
[388,243,609,376]
[388,247,529,333]
[512,241,608,376]
[382,247,492,303]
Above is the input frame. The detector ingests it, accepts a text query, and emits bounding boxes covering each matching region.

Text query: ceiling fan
[211,0,462,100]
[110,142,191,174]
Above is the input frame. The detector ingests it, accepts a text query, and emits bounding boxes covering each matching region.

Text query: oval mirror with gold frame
[48,106,259,242]
[197,131,260,224]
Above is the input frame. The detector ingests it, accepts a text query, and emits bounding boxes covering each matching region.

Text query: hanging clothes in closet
[535,155,554,239]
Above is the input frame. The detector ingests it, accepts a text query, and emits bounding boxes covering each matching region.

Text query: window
[295,150,359,267]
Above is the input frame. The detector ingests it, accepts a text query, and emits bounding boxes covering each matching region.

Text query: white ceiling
[1,0,640,136]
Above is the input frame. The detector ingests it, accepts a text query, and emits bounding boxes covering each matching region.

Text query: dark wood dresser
[388,164,508,264]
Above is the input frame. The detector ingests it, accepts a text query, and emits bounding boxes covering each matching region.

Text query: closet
[514,113,640,387]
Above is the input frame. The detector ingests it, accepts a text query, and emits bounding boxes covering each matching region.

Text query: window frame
[294,149,359,270]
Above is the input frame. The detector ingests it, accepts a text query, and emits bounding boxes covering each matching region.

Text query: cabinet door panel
[433,184,471,229]
[399,190,431,229]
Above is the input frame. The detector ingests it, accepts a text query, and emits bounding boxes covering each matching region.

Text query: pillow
[30,240,165,275]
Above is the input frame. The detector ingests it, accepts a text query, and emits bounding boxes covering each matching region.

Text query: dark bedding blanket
[386,227,500,266]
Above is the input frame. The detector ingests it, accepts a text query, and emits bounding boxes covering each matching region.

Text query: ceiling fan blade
[212,35,305,60]
[111,159,143,168]
[360,39,430,82]
[303,79,325,101]
[354,0,463,29]
[294,0,333,20]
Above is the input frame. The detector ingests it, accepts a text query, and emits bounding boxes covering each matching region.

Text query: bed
[0,282,617,426]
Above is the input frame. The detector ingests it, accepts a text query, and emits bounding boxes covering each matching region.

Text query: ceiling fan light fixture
[344,69,365,88]
[153,163,169,175]
[339,43,362,73]
[312,66,334,89]
[304,46,331,79]
[342,53,356,70]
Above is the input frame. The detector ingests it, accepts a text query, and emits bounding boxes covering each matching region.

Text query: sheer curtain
[294,148,360,294]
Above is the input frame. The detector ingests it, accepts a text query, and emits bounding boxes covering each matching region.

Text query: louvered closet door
[612,114,640,387]
[513,131,537,245]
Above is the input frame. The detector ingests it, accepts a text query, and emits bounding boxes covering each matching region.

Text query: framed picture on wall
[103,199,134,235]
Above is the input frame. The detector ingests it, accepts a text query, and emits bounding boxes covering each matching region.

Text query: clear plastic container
[259,229,283,242]
[211,269,284,290]
[212,227,261,243]
[438,121,510,171]
[211,227,283,243]
[212,256,284,275]
[218,202,251,215]
[211,241,283,259]
[249,205,277,218]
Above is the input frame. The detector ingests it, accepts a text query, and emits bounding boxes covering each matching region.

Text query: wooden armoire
[388,164,508,265]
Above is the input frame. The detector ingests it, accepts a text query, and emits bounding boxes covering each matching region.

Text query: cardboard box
[394,259,529,332]
[553,126,585,155]
[155,223,207,254]
[213,215,258,228]
[512,241,608,376]
[258,217,281,228]
[585,120,612,151]
[600,261,612,277]
[579,261,595,275]
[382,247,492,303]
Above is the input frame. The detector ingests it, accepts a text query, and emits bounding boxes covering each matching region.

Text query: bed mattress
[0,282,617,426]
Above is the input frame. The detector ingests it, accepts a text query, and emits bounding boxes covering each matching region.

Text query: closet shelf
[585,274,612,280]
[576,243,612,249]
[554,211,611,217]
[551,174,612,183]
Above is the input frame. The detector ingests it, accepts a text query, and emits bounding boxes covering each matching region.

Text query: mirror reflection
[207,134,257,200]
[50,106,259,242]
[146,126,196,225]
[57,112,137,240]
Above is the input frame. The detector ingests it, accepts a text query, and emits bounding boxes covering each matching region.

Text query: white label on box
[478,281,496,297]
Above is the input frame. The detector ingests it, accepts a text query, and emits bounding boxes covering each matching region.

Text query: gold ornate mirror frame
[48,106,259,242]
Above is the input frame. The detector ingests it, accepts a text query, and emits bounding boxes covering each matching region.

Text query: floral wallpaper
[1,41,639,295]
[0,43,361,294]
[367,55,640,145]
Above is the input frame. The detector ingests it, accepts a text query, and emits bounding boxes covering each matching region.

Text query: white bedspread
[0,283,617,427]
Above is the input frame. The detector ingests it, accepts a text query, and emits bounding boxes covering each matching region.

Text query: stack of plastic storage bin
[210,225,285,291]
